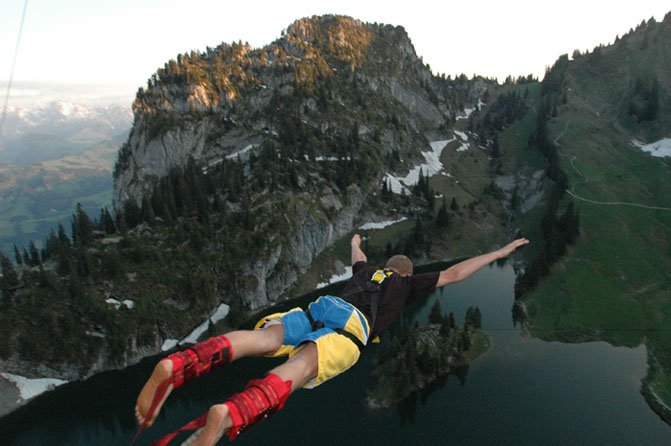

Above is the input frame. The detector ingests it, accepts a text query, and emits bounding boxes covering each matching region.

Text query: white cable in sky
[0,0,29,140]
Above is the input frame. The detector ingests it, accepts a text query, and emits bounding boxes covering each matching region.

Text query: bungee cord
[0,0,29,140]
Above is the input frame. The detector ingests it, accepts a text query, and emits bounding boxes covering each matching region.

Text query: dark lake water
[1,263,670,445]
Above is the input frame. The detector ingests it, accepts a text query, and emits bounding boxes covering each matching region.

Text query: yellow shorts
[255,296,370,388]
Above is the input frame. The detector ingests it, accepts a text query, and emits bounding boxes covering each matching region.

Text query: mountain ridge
[1,100,132,165]
[114,15,486,203]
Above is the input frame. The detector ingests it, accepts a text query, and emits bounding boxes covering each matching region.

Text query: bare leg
[184,342,318,446]
[135,325,285,427]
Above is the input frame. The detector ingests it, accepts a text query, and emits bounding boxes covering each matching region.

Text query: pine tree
[384,242,394,259]
[75,246,92,278]
[72,203,94,246]
[195,186,209,224]
[465,306,482,329]
[415,168,426,197]
[142,196,156,224]
[102,207,116,235]
[436,198,449,228]
[13,244,22,265]
[1,253,19,290]
[44,230,61,260]
[57,252,71,276]
[151,187,165,218]
[644,78,660,121]
[429,299,443,324]
[448,312,456,329]
[411,219,426,254]
[58,224,71,248]
[439,316,451,337]
[492,134,501,158]
[381,180,389,200]
[427,188,435,211]
[102,249,124,279]
[122,200,142,228]
[460,327,471,351]
[29,241,41,267]
[450,197,459,211]
[161,203,175,225]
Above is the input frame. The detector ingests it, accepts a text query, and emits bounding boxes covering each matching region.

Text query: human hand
[498,238,529,258]
[351,234,362,247]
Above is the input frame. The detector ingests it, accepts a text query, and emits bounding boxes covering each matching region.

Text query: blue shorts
[255,296,370,388]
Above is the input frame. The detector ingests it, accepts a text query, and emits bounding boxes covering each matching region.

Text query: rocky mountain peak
[114,15,486,204]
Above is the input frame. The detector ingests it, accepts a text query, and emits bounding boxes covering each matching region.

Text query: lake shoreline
[366,324,491,410]
[642,381,671,425]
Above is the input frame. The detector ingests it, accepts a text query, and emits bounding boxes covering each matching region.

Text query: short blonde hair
[385,255,413,275]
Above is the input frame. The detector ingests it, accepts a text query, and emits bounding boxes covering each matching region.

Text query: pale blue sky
[1,0,669,104]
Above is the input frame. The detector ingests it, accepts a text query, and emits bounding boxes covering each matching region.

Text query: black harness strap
[339,268,393,334]
[334,328,366,352]
[304,308,324,331]
[306,268,393,351]
[305,307,367,352]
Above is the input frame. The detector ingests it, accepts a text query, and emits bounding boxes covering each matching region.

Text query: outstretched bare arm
[351,234,367,265]
[436,238,529,287]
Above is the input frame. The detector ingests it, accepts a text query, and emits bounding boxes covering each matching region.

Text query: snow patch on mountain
[632,138,671,158]
[0,372,67,402]
[384,138,455,194]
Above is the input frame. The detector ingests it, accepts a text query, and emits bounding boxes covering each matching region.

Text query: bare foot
[182,404,231,446]
[135,359,174,427]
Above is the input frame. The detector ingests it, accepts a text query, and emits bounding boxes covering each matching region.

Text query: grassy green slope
[520,16,671,420]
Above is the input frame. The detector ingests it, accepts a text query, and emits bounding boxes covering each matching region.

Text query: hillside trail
[553,120,671,212]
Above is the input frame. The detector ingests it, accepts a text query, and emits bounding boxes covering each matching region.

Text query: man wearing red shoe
[135,234,529,445]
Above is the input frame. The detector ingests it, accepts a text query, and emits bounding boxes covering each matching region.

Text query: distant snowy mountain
[0,100,132,164]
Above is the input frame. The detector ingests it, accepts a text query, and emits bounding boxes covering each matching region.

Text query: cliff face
[0,340,159,382]
[239,188,365,308]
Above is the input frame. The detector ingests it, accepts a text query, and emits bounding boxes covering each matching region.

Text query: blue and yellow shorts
[254,295,370,388]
